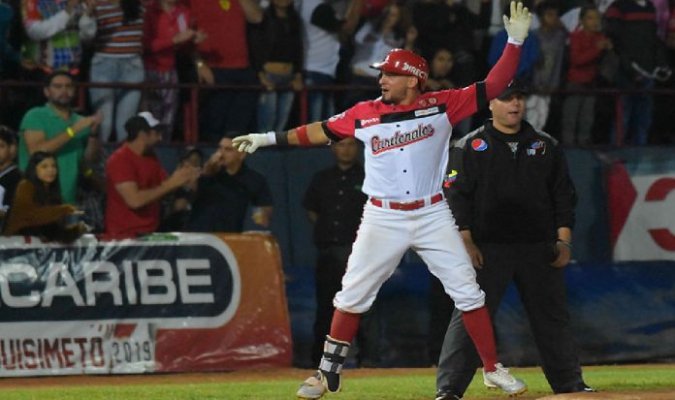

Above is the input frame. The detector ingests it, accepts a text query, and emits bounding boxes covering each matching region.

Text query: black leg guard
[318,335,350,392]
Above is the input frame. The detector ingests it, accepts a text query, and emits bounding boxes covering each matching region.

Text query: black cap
[0,125,17,145]
[497,80,529,100]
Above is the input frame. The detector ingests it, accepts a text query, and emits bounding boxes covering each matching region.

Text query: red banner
[0,233,292,376]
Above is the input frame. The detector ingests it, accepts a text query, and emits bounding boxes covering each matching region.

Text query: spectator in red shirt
[142,0,204,142]
[561,5,612,146]
[104,111,199,236]
[190,0,263,141]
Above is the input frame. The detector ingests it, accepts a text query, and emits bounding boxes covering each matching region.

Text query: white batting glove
[503,1,532,44]
[232,132,276,154]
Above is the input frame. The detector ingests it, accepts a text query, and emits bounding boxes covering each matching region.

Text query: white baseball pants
[333,201,485,314]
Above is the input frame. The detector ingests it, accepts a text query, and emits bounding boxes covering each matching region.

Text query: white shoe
[297,371,328,399]
[483,363,527,396]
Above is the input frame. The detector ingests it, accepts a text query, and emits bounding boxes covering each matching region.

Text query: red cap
[370,48,429,88]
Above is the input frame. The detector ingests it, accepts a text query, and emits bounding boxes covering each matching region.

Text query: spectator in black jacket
[186,136,272,232]
[434,81,592,400]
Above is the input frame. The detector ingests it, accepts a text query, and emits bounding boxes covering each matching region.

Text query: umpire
[435,81,593,400]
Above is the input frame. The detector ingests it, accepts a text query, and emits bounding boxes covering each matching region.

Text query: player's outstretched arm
[232,122,330,154]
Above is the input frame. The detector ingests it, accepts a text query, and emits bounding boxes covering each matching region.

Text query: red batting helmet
[370,48,429,88]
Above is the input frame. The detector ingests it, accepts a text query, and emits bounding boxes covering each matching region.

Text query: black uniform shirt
[187,164,273,233]
[446,120,577,243]
[303,164,366,246]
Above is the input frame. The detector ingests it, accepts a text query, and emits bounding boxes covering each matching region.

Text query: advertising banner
[0,233,292,376]
[608,161,675,261]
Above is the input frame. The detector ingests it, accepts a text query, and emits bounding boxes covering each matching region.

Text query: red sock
[462,306,498,372]
[329,309,361,343]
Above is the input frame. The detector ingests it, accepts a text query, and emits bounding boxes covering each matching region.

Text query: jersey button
[399,148,404,151]
[406,191,410,194]
[338,190,344,195]
[403,169,407,173]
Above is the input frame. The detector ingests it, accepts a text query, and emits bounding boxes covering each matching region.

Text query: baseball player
[233,3,532,398]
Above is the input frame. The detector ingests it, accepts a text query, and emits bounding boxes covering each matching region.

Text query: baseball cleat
[555,383,596,393]
[297,370,338,399]
[435,391,462,400]
[483,363,527,396]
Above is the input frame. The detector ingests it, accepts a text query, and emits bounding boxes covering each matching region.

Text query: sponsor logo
[471,138,488,151]
[360,117,380,127]
[0,235,241,329]
[414,106,439,117]
[528,140,546,156]
[531,140,545,149]
[401,62,428,80]
[371,123,435,155]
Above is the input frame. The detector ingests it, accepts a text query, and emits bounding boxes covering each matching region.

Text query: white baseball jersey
[324,85,481,200]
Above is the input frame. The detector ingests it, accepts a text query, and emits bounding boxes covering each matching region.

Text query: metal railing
[1,79,674,146]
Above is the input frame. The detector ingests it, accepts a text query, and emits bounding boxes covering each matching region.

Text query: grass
[0,365,674,399]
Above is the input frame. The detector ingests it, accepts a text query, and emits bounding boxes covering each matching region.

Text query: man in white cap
[104,111,200,236]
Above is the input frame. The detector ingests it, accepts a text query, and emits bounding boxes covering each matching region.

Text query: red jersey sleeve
[437,86,480,127]
[440,42,521,126]
[323,104,363,140]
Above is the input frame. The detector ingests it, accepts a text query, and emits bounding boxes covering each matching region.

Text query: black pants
[311,244,379,366]
[199,67,258,141]
[428,275,455,365]
[436,242,584,395]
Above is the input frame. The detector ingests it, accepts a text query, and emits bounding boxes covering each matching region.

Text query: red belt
[370,193,444,211]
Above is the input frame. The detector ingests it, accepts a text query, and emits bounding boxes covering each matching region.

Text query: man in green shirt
[18,71,102,203]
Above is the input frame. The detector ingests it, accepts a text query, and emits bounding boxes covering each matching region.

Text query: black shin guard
[318,335,350,392]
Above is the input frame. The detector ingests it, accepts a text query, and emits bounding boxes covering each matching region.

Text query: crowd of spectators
[0,0,673,146]
[0,0,675,237]
[0,104,271,238]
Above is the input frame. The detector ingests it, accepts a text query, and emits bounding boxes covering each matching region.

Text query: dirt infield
[0,368,673,399]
